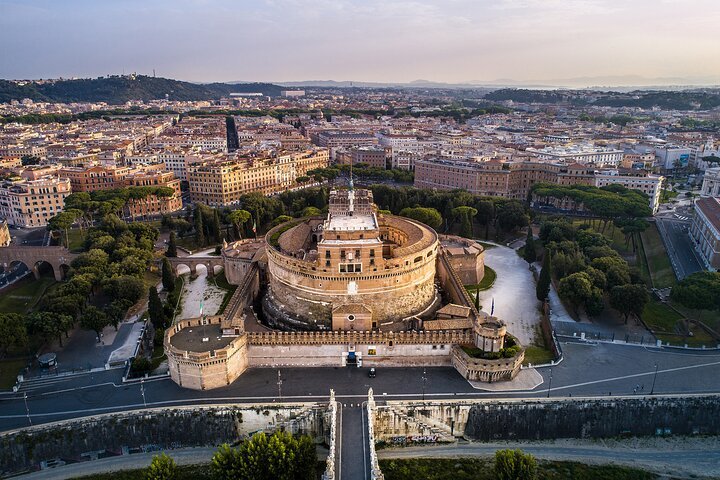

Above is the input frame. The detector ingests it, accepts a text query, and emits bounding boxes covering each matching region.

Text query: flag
[491,297,495,315]
[199,299,204,317]
[252,220,257,233]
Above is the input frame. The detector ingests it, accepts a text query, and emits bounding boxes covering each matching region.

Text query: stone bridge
[166,256,225,277]
[0,245,79,281]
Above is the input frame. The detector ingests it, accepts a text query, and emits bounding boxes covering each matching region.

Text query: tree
[523,226,537,264]
[106,299,132,330]
[166,231,177,257]
[228,209,251,239]
[161,257,176,292]
[212,209,223,243]
[399,207,443,230]
[452,206,477,238]
[494,449,538,480]
[194,206,205,247]
[300,206,321,217]
[558,272,593,315]
[0,313,28,357]
[671,271,720,311]
[271,215,293,227]
[47,210,79,247]
[211,431,317,480]
[145,453,178,480]
[536,252,551,301]
[148,286,167,328]
[496,201,528,232]
[104,275,145,303]
[80,306,108,342]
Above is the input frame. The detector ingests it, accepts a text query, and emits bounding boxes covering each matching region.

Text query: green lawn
[641,299,683,333]
[0,276,56,314]
[0,357,29,390]
[65,228,85,252]
[465,266,497,294]
[476,241,496,250]
[68,462,326,480]
[639,224,676,289]
[523,345,555,366]
[379,458,658,480]
[213,271,238,315]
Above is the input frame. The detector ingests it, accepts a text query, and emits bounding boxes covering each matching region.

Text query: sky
[1,0,720,86]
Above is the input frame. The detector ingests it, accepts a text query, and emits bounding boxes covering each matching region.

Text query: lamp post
[546,368,553,398]
[140,378,147,407]
[24,392,32,426]
[650,363,659,395]
[421,368,427,402]
[277,370,283,401]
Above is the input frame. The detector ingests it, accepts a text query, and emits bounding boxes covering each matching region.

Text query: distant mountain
[279,76,720,91]
[484,88,720,110]
[0,76,285,104]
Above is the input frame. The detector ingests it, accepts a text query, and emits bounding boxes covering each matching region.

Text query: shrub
[494,449,537,480]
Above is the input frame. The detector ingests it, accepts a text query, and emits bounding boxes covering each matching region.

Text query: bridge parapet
[0,245,78,281]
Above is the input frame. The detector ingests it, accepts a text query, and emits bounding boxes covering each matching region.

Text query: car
[368,367,376,378]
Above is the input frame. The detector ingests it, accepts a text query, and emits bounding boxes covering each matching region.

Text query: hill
[0,76,284,104]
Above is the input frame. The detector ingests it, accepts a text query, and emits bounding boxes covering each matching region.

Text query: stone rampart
[372,395,720,445]
[450,344,523,382]
[0,403,329,476]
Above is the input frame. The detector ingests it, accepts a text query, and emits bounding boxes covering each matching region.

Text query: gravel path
[476,244,541,346]
[379,436,720,478]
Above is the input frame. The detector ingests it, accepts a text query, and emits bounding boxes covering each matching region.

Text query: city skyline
[2,0,720,86]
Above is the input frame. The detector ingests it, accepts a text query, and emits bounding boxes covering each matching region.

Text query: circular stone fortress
[165,187,524,391]
[263,188,440,331]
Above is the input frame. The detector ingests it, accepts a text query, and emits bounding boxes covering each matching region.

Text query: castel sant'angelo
[165,185,525,390]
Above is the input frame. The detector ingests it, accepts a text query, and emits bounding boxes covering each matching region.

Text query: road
[655,217,704,279]
[339,404,371,480]
[2,342,720,432]
[379,441,720,478]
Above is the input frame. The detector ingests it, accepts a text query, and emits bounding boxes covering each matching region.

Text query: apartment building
[123,169,183,217]
[0,176,72,227]
[59,164,132,192]
[414,158,510,197]
[351,146,388,169]
[526,144,624,167]
[690,196,720,270]
[415,157,663,212]
[188,148,329,206]
[594,170,664,214]
[316,131,376,149]
[59,164,183,216]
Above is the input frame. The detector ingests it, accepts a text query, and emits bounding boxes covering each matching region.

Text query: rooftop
[325,213,377,231]
[169,324,234,352]
[696,197,720,233]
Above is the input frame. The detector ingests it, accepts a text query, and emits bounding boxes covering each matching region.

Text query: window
[339,263,362,273]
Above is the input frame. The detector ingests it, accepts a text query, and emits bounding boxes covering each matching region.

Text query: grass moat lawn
[65,458,660,480]
[380,458,658,480]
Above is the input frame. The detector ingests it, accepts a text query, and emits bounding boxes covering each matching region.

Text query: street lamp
[24,392,32,426]
[140,378,147,407]
[277,370,283,401]
[546,368,553,398]
[421,368,427,402]
[650,363,659,395]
